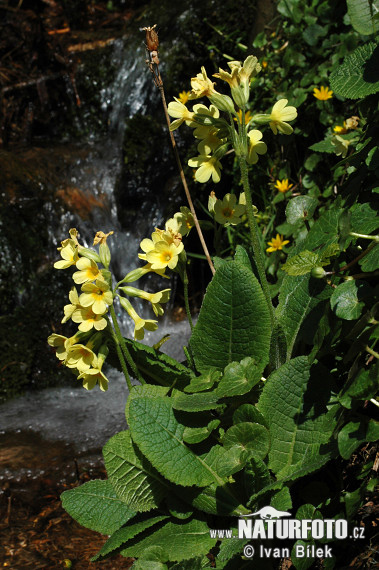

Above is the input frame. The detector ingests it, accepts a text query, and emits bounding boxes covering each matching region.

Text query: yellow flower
[247,130,267,164]
[78,366,109,391]
[79,279,113,315]
[262,60,268,69]
[47,333,83,361]
[187,154,222,183]
[146,241,184,270]
[178,90,190,104]
[65,344,98,372]
[188,66,217,99]
[118,296,158,340]
[138,230,164,261]
[174,207,194,236]
[120,286,171,317]
[266,234,290,253]
[213,55,261,107]
[269,99,297,135]
[331,135,350,159]
[313,86,333,101]
[61,287,80,324]
[54,239,79,269]
[72,306,108,332]
[167,98,195,131]
[73,257,101,284]
[213,194,246,225]
[333,122,347,135]
[274,179,294,193]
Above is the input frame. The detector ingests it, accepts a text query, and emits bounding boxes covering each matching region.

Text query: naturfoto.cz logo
[209,506,364,561]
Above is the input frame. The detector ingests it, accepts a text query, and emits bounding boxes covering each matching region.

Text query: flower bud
[311,267,326,279]
[77,245,101,263]
[99,242,111,268]
[208,92,235,113]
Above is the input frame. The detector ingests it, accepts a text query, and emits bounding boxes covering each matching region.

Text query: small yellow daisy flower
[274,179,293,193]
[266,234,290,253]
[178,90,190,104]
[333,122,347,135]
[313,86,333,101]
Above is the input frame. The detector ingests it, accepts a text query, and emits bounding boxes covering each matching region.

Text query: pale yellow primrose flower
[79,367,109,391]
[72,306,108,332]
[214,55,261,107]
[79,279,113,315]
[214,194,246,225]
[274,179,293,193]
[65,344,98,372]
[266,234,290,253]
[174,207,194,236]
[118,296,158,340]
[120,286,171,317]
[47,333,83,361]
[313,86,333,101]
[138,230,164,260]
[146,240,184,270]
[188,155,222,183]
[269,99,297,135]
[188,66,217,99]
[73,257,101,284]
[247,130,267,164]
[62,286,80,323]
[331,135,350,159]
[54,239,79,269]
[167,98,195,131]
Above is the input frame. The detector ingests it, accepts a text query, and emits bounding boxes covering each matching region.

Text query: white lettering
[252,519,266,539]
[296,544,305,557]
[302,519,312,540]
[311,520,324,539]
[335,520,348,539]
[238,519,252,539]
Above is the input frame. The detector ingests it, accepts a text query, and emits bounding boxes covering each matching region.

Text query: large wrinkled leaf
[330,280,371,320]
[276,275,331,360]
[286,196,318,225]
[61,480,135,535]
[92,515,169,561]
[223,422,270,460]
[330,42,379,99]
[103,431,169,512]
[120,519,217,562]
[128,395,224,487]
[189,259,271,373]
[258,357,337,477]
[346,0,379,35]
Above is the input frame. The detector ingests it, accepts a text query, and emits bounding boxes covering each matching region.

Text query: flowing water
[0,30,192,492]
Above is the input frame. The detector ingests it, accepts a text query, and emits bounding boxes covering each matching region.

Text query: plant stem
[107,318,133,391]
[365,345,379,360]
[238,156,275,326]
[183,270,194,332]
[350,232,379,241]
[109,304,145,385]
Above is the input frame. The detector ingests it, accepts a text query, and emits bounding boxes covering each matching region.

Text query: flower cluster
[48,229,114,391]
[167,56,297,183]
[208,192,247,226]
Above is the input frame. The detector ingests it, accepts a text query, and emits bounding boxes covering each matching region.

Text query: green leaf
[351,202,379,235]
[171,389,222,412]
[183,419,220,444]
[203,445,246,477]
[233,404,268,428]
[108,337,194,389]
[361,244,379,271]
[132,560,168,570]
[282,250,324,276]
[302,23,327,46]
[185,482,245,516]
[286,196,318,225]
[346,0,379,35]
[303,208,342,250]
[276,275,331,360]
[258,357,337,477]
[330,42,379,99]
[92,515,169,561]
[271,486,292,512]
[184,369,221,393]
[291,540,315,570]
[103,431,169,512]
[120,518,217,562]
[189,259,271,373]
[216,357,262,398]
[128,396,223,487]
[223,422,270,460]
[339,362,379,408]
[338,419,379,459]
[309,138,335,153]
[125,385,169,422]
[61,480,135,535]
[330,280,371,320]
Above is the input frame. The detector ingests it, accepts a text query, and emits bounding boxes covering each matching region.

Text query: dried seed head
[142,24,159,52]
